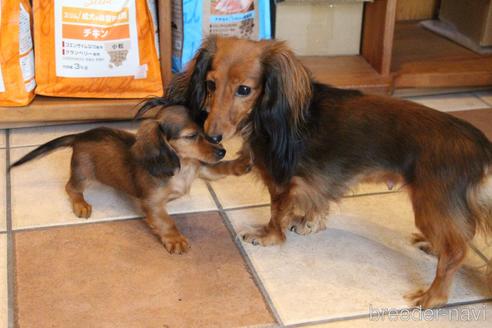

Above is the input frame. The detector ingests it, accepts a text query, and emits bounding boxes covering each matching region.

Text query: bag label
[54,0,140,78]
[0,65,5,93]
[0,2,2,93]
[147,0,160,58]
[19,3,36,92]
[204,0,258,38]
[19,3,33,54]
[172,0,271,72]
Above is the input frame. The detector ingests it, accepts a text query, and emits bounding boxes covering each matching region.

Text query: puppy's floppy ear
[251,41,312,185]
[131,120,180,177]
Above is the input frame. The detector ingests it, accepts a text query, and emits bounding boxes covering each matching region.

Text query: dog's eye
[184,133,198,140]
[206,80,216,92]
[236,85,251,97]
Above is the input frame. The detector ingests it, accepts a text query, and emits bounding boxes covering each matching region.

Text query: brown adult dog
[138,37,492,307]
[10,105,249,254]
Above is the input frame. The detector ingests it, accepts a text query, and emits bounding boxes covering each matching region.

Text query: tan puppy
[10,105,250,254]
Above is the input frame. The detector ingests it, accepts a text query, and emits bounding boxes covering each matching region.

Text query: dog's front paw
[161,233,190,254]
[404,289,448,309]
[72,200,92,219]
[241,227,284,246]
[288,217,327,235]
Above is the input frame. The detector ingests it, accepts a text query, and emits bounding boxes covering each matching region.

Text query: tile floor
[1,91,492,327]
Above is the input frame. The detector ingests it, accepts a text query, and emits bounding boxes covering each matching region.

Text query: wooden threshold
[392,21,492,89]
[0,97,143,123]
[300,55,390,94]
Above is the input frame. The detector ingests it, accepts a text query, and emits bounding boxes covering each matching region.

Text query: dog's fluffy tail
[9,134,77,170]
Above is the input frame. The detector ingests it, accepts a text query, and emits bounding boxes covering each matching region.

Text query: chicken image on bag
[34,0,163,98]
[0,0,36,106]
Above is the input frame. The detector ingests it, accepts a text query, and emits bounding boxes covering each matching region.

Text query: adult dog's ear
[134,37,217,121]
[168,37,217,125]
[131,120,180,177]
[251,41,312,185]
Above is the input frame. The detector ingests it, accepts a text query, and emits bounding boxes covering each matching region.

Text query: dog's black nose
[207,135,222,144]
[215,148,226,159]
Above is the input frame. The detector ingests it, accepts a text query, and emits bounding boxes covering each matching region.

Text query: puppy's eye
[236,85,251,97]
[206,80,216,92]
[184,133,198,140]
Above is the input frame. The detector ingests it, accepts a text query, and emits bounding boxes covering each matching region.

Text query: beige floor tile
[471,232,492,264]
[311,302,492,327]
[210,136,271,209]
[10,147,216,230]
[405,93,489,112]
[475,90,492,106]
[0,131,5,148]
[226,193,491,325]
[14,214,275,328]
[209,172,270,209]
[222,136,245,160]
[0,235,7,328]
[166,179,217,214]
[0,150,5,232]
[9,120,139,148]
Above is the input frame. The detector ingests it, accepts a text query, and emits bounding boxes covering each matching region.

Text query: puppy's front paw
[161,233,190,254]
[231,157,253,176]
[72,201,92,219]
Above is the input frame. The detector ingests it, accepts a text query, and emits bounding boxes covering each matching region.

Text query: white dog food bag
[34,0,163,98]
[0,0,36,106]
[172,0,272,72]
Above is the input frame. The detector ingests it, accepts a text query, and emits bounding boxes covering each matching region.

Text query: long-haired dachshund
[137,37,492,307]
[11,105,250,254]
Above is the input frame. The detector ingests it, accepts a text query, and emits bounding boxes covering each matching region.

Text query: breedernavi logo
[369,304,487,321]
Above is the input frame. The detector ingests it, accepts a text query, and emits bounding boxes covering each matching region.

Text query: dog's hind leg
[405,185,470,308]
[65,155,92,219]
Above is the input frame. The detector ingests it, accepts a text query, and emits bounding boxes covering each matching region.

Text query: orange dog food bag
[34,0,163,98]
[0,0,36,106]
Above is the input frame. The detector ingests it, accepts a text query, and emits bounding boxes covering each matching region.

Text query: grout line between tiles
[12,216,144,233]
[283,298,492,328]
[224,203,271,212]
[205,181,284,327]
[469,243,490,265]
[344,189,401,199]
[472,91,492,107]
[5,130,15,328]
[11,207,221,233]
[471,94,492,108]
